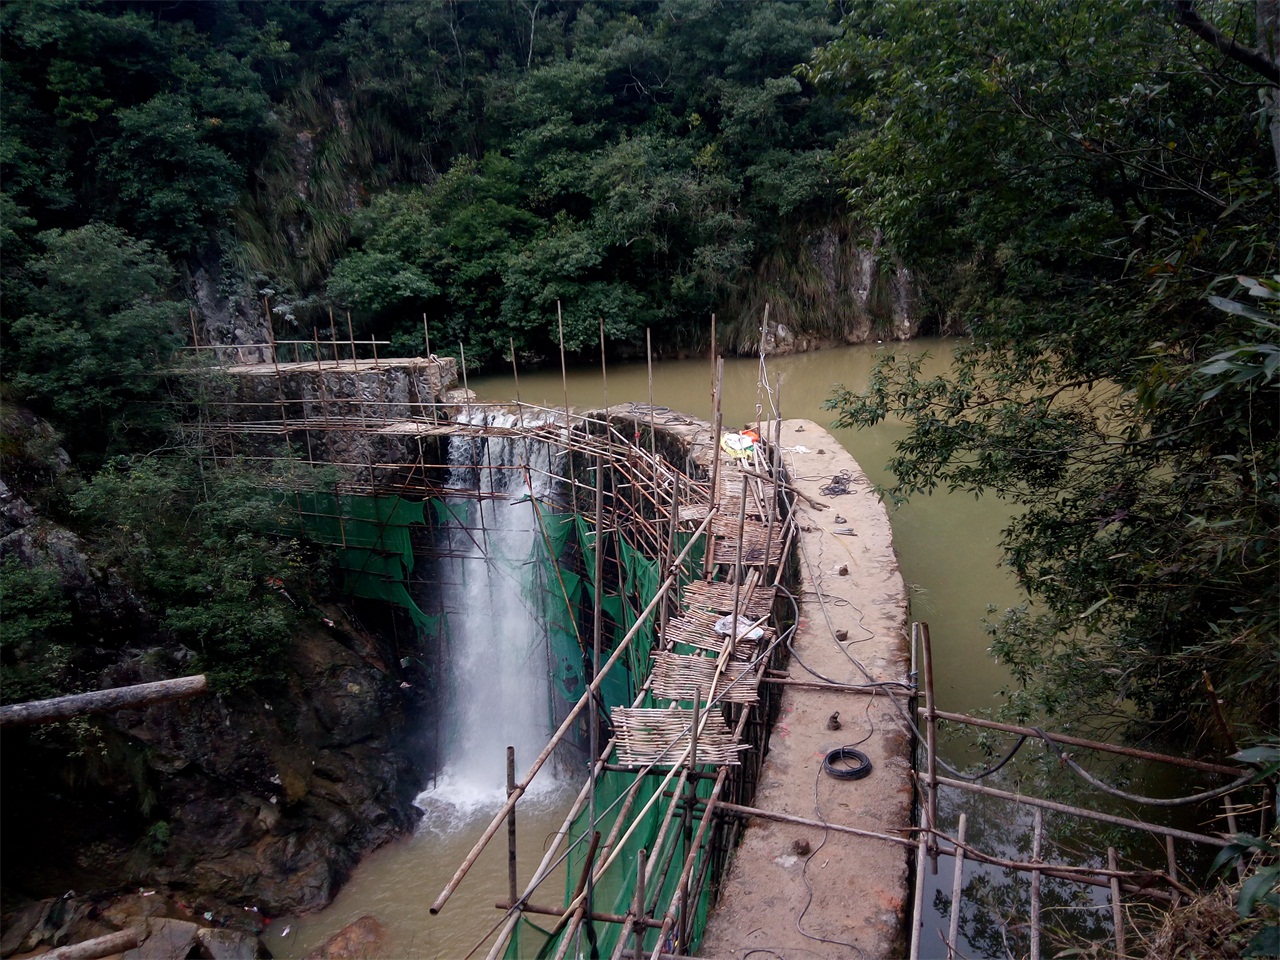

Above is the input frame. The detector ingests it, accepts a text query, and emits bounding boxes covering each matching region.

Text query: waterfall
[416,411,565,828]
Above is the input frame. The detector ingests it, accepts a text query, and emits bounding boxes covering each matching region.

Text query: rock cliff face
[727,221,923,355]
[190,254,273,364]
[0,410,428,927]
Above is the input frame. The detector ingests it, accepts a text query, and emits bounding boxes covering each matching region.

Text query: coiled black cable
[823,746,873,780]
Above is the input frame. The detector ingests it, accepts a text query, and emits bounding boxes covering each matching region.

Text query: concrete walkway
[699,419,912,959]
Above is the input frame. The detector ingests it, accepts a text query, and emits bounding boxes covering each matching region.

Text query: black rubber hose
[823,746,873,780]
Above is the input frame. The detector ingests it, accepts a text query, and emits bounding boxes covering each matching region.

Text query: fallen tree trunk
[0,675,209,727]
[39,928,142,960]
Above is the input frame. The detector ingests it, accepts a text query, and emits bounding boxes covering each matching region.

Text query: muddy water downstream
[278,340,1027,957]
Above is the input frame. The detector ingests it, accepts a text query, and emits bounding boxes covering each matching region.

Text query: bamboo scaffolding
[430,511,716,916]
[178,336,805,955]
[557,581,773,946]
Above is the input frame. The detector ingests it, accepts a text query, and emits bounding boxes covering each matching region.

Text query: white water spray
[416,412,565,829]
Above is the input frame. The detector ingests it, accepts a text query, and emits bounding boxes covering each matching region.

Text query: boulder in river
[301,915,385,960]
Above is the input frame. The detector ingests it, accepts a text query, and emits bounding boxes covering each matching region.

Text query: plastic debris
[713,614,764,641]
[720,432,754,458]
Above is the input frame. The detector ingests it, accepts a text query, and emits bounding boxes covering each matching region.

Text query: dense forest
[1,0,1277,952]
[2,0,865,390]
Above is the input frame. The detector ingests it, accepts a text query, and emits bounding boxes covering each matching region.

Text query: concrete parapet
[699,418,912,959]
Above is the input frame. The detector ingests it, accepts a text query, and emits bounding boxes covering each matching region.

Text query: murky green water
[279,340,1030,957]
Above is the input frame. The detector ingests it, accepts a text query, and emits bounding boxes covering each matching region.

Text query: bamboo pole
[709,313,716,391]
[632,849,648,959]
[588,454,605,917]
[703,359,724,578]
[759,675,912,696]
[0,675,208,726]
[935,776,1231,847]
[735,466,828,511]
[657,762,731,958]
[495,900,664,929]
[921,621,939,874]
[549,830,601,947]
[729,473,748,658]
[431,512,715,916]
[761,380,780,576]
[908,828,928,960]
[507,746,518,908]
[558,301,570,424]
[458,341,471,419]
[660,477,678,644]
[600,316,609,408]
[482,756,604,960]
[946,814,968,960]
[264,296,277,368]
[1030,808,1042,960]
[715,801,913,848]
[923,709,1242,777]
[647,327,658,467]
[1109,847,1125,957]
[309,328,331,463]
[1165,836,1180,909]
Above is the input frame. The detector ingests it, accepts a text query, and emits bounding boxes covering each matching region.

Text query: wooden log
[41,928,141,960]
[0,675,209,727]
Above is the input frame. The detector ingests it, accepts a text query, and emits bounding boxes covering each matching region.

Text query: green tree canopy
[815,0,1278,738]
[6,223,185,454]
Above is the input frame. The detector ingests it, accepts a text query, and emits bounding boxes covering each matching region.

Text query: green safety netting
[290,491,440,635]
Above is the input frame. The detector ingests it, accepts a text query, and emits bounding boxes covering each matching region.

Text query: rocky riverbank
[0,408,430,949]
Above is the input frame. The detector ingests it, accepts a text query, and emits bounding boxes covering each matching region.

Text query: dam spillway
[182,344,916,958]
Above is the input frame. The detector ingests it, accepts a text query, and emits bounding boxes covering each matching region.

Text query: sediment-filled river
[277,339,1028,957]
